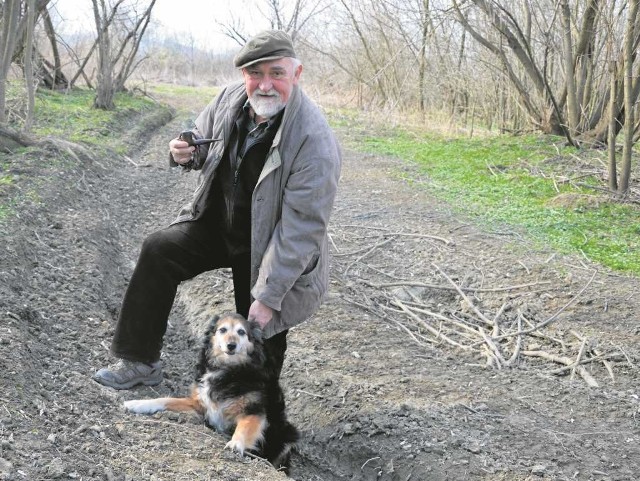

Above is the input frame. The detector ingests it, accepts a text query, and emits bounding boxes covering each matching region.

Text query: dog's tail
[262,419,299,474]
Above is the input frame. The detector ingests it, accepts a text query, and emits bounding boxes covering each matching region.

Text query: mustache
[253,89,279,97]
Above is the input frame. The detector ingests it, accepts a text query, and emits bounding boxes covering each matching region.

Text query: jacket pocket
[288,253,324,308]
[299,252,320,281]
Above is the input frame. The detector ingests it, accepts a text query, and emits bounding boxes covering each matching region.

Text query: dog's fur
[124,313,299,473]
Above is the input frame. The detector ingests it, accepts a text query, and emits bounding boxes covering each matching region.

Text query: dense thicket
[2,0,640,192]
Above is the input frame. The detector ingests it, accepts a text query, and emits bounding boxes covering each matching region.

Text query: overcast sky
[51,0,267,52]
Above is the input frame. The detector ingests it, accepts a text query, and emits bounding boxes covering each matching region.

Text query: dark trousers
[110,218,288,377]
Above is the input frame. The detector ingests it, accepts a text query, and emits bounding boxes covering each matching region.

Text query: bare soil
[1,91,639,481]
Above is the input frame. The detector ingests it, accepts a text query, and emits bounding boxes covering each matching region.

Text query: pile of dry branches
[330,226,630,388]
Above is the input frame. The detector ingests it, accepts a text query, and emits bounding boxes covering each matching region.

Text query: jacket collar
[272,84,301,148]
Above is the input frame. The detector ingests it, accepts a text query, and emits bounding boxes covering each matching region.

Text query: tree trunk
[620,0,639,193]
[418,0,429,113]
[0,124,39,148]
[608,61,618,192]
[40,6,68,89]
[0,0,21,125]
[560,0,579,134]
[92,0,115,110]
[24,0,37,131]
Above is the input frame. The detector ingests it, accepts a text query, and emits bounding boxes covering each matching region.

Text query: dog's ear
[205,315,220,336]
[201,315,220,352]
[195,315,220,380]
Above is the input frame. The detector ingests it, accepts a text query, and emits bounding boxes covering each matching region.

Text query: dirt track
[1,90,639,481]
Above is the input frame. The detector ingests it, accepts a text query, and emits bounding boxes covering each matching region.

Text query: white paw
[123,399,165,414]
[225,439,246,455]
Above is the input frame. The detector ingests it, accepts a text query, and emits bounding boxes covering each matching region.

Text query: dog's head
[203,313,263,366]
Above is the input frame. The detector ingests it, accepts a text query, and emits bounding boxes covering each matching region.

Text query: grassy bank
[331,111,640,275]
[0,86,173,221]
[32,87,170,152]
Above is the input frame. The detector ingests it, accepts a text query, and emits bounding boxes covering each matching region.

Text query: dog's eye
[237,329,246,336]
[218,327,227,334]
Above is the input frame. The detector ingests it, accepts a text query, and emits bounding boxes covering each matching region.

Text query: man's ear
[293,63,303,84]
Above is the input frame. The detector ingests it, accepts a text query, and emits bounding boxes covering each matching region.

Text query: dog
[123,313,299,473]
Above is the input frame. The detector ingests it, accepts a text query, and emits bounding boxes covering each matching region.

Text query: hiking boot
[93,359,163,390]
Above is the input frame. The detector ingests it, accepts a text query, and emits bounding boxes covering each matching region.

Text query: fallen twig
[594,349,616,382]
[433,263,495,328]
[570,338,589,381]
[335,236,394,258]
[342,295,434,347]
[363,279,552,293]
[328,232,340,253]
[546,352,624,375]
[123,155,141,167]
[503,312,523,367]
[361,456,381,470]
[522,350,599,387]
[343,237,396,276]
[388,299,470,349]
[490,270,597,342]
[296,389,326,399]
[479,327,506,369]
[394,301,481,336]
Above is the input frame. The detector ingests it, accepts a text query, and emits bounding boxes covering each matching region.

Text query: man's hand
[169,138,195,165]
[248,300,274,328]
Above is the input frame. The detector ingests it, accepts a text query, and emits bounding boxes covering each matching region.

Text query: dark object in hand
[178,130,218,146]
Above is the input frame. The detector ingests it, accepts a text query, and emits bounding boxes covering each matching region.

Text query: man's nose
[259,76,273,91]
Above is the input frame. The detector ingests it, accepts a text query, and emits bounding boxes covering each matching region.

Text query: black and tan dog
[124,313,299,473]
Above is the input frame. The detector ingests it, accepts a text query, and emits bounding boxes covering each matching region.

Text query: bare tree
[112,0,157,92]
[92,0,117,109]
[0,0,50,126]
[90,0,156,109]
[66,1,123,88]
[451,0,568,137]
[449,0,640,149]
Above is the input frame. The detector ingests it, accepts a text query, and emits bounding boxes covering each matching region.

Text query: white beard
[249,89,285,119]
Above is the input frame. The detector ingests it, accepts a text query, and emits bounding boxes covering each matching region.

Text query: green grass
[0,174,14,185]
[336,120,640,274]
[149,83,219,98]
[31,87,158,147]
[148,83,218,117]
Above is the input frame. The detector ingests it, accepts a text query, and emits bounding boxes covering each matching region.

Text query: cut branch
[522,350,599,387]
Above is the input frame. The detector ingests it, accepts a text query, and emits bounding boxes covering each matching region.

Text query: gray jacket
[173,81,341,338]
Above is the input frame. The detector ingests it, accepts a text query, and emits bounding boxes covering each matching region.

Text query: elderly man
[94,30,342,389]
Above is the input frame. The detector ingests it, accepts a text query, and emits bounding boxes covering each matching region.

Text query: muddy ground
[1,90,639,481]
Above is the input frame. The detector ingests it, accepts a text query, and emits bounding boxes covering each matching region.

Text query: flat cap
[234,30,297,69]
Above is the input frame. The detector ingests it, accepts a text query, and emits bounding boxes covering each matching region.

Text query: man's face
[242,58,302,120]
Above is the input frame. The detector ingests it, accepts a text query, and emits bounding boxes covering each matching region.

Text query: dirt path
[1,92,639,481]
